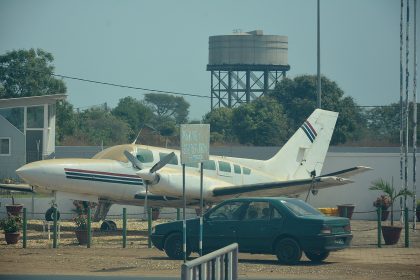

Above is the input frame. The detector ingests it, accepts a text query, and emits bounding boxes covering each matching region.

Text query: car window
[208,201,245,221]
[272,206,283,219]
[244,201,270,220]
[281,199,321,216]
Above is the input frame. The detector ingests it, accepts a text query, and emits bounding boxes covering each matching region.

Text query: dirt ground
[0,219,419,279]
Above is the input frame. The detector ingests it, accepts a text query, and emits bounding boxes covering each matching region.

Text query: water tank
[208,30,288,67]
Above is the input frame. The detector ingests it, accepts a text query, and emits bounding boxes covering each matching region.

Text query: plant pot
[152,209,160,221]
[75,229,90,245]
[381,225,402,245]
[381,210,390,221]
[337,204,355,219]
[5,204,23,217]
[4,232,20,244]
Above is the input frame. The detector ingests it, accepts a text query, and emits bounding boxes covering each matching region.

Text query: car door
[203,200,247,251]
[235,201,285,253]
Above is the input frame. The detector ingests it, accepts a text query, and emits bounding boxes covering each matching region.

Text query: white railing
[181,243,238,280]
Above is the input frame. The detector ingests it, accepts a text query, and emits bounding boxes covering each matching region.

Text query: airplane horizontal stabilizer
[0,183,34,193]
[322,166,372,178]
[212,176,353,198]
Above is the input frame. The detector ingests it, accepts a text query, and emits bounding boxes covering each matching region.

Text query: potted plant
[369,178,413,245]
[73,214,89,245]
[0,215,22,244]
[3,179,24,217]
[373,195,391,221]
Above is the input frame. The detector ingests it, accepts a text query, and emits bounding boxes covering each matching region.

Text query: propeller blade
[150,152,175,173]
[124,150,143,170]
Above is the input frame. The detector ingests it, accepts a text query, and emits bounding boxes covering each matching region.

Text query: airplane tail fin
[265,109,338,180]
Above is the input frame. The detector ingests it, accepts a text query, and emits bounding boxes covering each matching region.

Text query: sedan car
[151,197,352,264]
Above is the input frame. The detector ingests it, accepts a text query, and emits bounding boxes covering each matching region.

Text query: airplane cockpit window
[234,164,241,174]
[243,167,251,175]
[218,161,231,173]
[203,160,216,170]
[159,152,179,165]
[136,149,154,163]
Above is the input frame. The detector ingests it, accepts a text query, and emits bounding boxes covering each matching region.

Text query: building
[0,94,67,180]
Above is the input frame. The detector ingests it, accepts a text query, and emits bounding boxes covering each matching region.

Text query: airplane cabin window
[159,152,179,165]
[234,164,241,174]
[243,167,251,175]
[136,149,154,163]
[203,160,216,170]
[185,162,198,168]
[218,161,231,173]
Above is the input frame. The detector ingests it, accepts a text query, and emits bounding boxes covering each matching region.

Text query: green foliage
[0,216,21,233]
[111,96,154,140]
[76,107,130,145]
[73,214,88,230]
[56,100,76,143]
[369,178,413,225]
[232,97,288,145]
[144,93,190,124]
[269,75,364,144]
[203,107,235,143]
[0,48,66,98]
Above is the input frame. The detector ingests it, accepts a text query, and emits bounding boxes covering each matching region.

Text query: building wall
[0,115,25,180]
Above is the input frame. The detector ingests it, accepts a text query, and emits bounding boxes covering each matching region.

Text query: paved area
[0,220,419,279]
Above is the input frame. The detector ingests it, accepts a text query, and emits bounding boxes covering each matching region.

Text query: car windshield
[281,199,321,216]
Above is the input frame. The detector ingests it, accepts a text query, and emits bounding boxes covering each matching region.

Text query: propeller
[124,150,143,170]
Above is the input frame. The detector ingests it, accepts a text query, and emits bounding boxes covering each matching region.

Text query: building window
[0,138,10,156]
[27,106,44,128]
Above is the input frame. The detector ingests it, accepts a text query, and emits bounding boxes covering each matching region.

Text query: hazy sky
[0,0,418,120]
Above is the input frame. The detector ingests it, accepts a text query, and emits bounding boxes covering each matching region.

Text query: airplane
[0,109,371,228]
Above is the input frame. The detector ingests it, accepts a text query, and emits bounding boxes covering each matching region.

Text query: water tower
[207,30,290,109]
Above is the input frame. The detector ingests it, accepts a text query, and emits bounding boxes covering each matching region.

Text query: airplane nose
[16,162,45,184]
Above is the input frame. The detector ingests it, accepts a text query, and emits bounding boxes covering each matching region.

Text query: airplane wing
[212,176,352,198]
[0,183,34,193]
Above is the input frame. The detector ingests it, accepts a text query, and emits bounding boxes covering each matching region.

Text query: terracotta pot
[5,205,23,217]
[337,204,355,219]
[381,210,390,221]
[75,229,90,245]
[382,225,402,245]
[4,232,20,244]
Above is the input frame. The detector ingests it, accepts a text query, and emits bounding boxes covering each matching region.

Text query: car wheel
[164,233,191,260]
[305,251,330,262]
[275,238,302,265]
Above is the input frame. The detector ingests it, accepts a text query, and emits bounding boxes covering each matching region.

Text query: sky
[0,0,419,120]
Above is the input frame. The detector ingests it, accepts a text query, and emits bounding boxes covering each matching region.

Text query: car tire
[275,238,302,265]
[164,233,191,260]
[45,207,60,221]
[304,251,330,262]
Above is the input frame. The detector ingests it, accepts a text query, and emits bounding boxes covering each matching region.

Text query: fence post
[87,207,91,248]
[377,207,382,248]
[177,208,181,220]
[147,207,152,248]
[122,208,127,248]
[404,207,409,248]
[53,207,58,248]
[22,208,27,249]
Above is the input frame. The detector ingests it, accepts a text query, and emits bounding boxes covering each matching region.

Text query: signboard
[180,124,210,164]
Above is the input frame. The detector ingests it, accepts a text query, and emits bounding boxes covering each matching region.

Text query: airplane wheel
[164,233,191,260]
[100,220,117,231]
[45,207,60,221]
[275,238,302,265]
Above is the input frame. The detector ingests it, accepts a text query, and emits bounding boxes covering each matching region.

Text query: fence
[181,243,238,280]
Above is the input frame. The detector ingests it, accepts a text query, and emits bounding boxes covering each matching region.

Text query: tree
[0,49,66,98]
[144,93,190,124]
[232,97,288,145]
[76,107,130,145]
[111,96,154,140]
[56,100,76,143]
[269,75,364,144]
[202,107,235,143]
